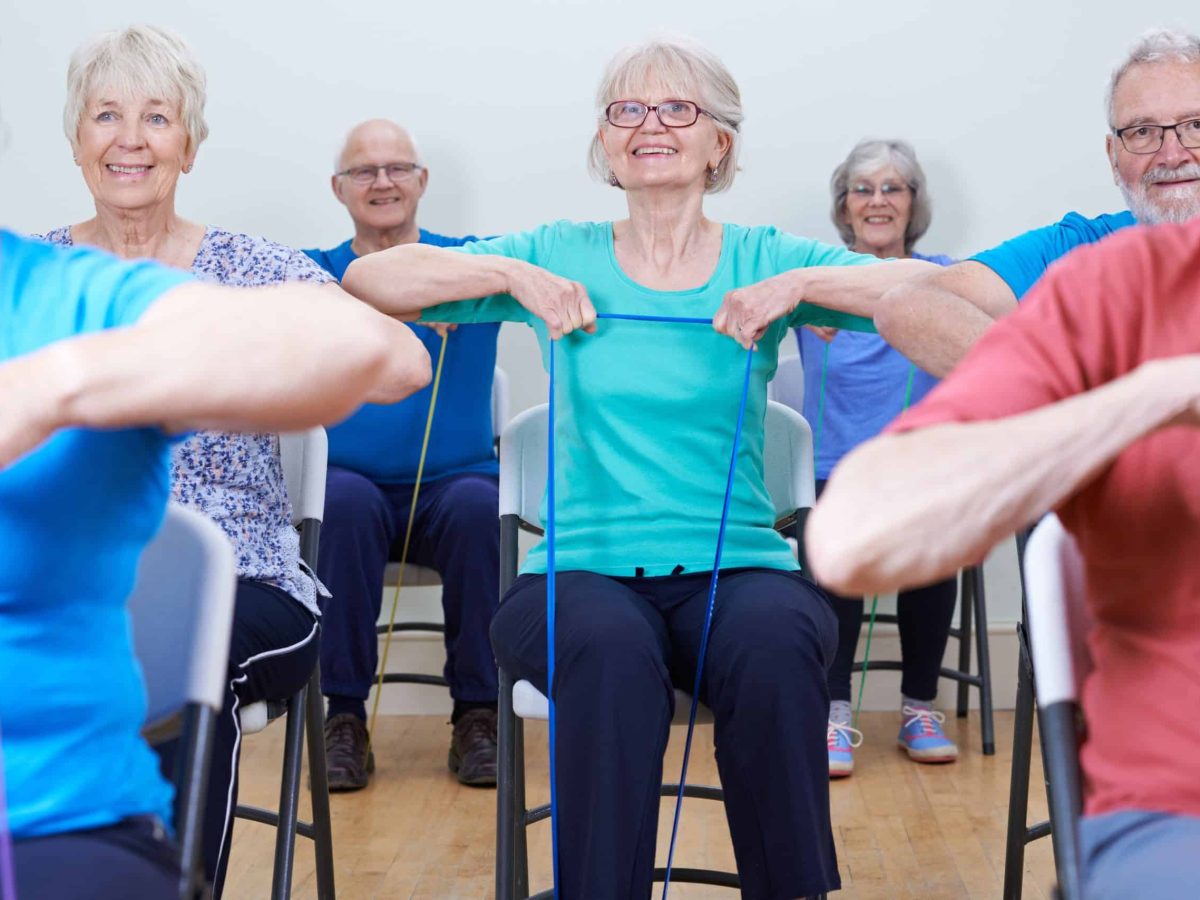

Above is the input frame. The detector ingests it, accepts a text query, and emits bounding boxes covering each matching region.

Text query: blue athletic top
[421,220,878,577]
[795,252,954,478]
[0,230,191,839]
[304,230,501,483]
[970,210,1137,300]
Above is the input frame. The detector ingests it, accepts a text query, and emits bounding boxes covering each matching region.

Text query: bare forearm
[807,360,1192,593]
[790,258,935,317]
[343,243,515,318]
[875,285,997,377]
[48,282,430,434]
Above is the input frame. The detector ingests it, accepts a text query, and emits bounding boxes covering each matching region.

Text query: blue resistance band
[0,723,16,900]
[545,312,755,899]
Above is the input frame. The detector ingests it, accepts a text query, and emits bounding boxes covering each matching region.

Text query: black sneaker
[448,708,497,787]
[325,713,374,792]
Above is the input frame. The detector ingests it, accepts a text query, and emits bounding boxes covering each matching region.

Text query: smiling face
[1107,60,1200,224]
[332,120,427,237]
[74,90,194,213]
[841,163,912,258]
[598,84,730,196]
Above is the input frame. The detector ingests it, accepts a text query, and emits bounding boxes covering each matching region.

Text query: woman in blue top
[0,228,427,899]
[794,140,959,777]
[344,39,932,899]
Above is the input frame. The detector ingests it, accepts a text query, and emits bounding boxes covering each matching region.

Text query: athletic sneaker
[897,705,959,763]
[827,720,864,778]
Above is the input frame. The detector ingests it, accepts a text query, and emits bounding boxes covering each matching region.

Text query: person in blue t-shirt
[792,140,959,778]
[875,27,1200,376]
[305,118,502,790]
[0,229,428,900]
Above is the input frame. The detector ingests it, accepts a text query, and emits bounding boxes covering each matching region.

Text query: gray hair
[63,24,209,155]
[829,139,932,254]
[1106,27,1200,127]
[587,37,743,194]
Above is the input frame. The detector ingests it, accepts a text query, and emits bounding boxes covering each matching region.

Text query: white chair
[767,353,805,413]
[494,400,815,899]
[1020,514,1091,900]
[376,367,510,689]
[234,428,336,900]
[131,503,236,900]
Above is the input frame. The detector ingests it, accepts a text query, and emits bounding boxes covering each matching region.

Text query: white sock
[829,700,852,726]
[902,695,933,713]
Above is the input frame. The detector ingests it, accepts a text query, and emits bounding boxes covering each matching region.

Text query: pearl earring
[608,171,620,187]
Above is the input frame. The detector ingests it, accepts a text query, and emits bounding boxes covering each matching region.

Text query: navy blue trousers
[491,568,840,900]
[317,467,500,703]
[14,815,179,899]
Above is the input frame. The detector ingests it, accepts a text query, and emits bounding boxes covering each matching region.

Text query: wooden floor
[224,711,1056,899]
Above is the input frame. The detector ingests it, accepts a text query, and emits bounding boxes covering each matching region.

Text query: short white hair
[1106,27,1200,126]
[63,24,209,155]
[829,139,933,254]
[587,37,743,194]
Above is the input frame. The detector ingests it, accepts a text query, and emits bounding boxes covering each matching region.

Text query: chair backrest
[1024,514,1093,708]
[279,428,329,528]
[498,400,815,529]
[493,366,510,442]
[767,354,805,415]
[129,504,237,721]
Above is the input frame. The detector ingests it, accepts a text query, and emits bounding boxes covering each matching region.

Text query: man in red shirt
[806,217,1200,898]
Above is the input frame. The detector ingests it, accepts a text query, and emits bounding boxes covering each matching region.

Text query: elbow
[363,320,432,405]
[805,503,881,595]
[873,281,912,347]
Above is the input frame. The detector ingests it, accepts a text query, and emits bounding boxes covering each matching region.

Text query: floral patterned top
[42,225,331,616]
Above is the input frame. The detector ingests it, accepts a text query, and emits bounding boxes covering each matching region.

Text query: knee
[437,476,499,531]
[322,467,386,526]
[713,574,837,673]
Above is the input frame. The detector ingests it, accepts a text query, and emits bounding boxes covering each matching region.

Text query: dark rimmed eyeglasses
[1112,118,1200,154]
[605,100,717,129]
[335,162,425,185]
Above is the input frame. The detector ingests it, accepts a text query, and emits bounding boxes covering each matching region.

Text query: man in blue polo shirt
[306,118,501,789]
[875,28,1200,375]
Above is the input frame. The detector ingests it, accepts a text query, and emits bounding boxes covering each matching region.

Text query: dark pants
[491,568,840,900]
[14,816,179,899]
[802,480,957,704]
[317,466,500,704]
[159,579,319,897]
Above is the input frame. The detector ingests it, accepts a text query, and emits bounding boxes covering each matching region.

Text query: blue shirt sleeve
[969,210,1137,300]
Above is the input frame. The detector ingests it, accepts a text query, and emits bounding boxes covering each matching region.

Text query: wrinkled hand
[713,274,798,349]
[506,260,597,340]
[805,325,839,343]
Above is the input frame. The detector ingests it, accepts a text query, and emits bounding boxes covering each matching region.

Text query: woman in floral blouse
[42,25,382,896]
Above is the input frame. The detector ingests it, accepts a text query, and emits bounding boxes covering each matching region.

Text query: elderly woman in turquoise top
[344,38,931,899]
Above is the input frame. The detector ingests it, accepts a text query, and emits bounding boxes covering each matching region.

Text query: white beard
[1118,163,1200,224]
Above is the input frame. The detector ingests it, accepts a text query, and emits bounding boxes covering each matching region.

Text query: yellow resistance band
[366,333,449,762]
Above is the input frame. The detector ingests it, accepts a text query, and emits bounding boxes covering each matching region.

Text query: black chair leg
[496,669,518,900]
[956,567,974,719]
[513,717,529,898]
[270,685,306,900]
[970,566,996,755]
[304,667,336,900]
[1003,625,1036,900]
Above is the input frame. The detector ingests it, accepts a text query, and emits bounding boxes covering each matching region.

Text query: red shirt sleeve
[886,221,1182,435]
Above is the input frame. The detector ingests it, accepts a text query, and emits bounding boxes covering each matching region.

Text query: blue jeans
[1082,810,1200,899]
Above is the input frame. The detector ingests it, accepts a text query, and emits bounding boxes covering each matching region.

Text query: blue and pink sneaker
[897,705,958,763]
[827,720,864,778]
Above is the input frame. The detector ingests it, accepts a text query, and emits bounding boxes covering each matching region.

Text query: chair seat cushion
[512,679,712,725]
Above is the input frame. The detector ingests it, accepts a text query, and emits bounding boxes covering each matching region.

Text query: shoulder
[194,228,334,286]
[1054,210,1138,241]
[39,226,73,246]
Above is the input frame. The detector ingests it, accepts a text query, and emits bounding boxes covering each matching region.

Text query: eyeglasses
[335,162,424,185]
[605,100,716,129]
[849,181,911,198]
[1113,119,1200,154]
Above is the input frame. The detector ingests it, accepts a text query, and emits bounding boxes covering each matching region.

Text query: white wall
[3,0,1194,627]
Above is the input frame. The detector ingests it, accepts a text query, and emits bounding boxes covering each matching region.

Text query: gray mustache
[1144,164,1200,185]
